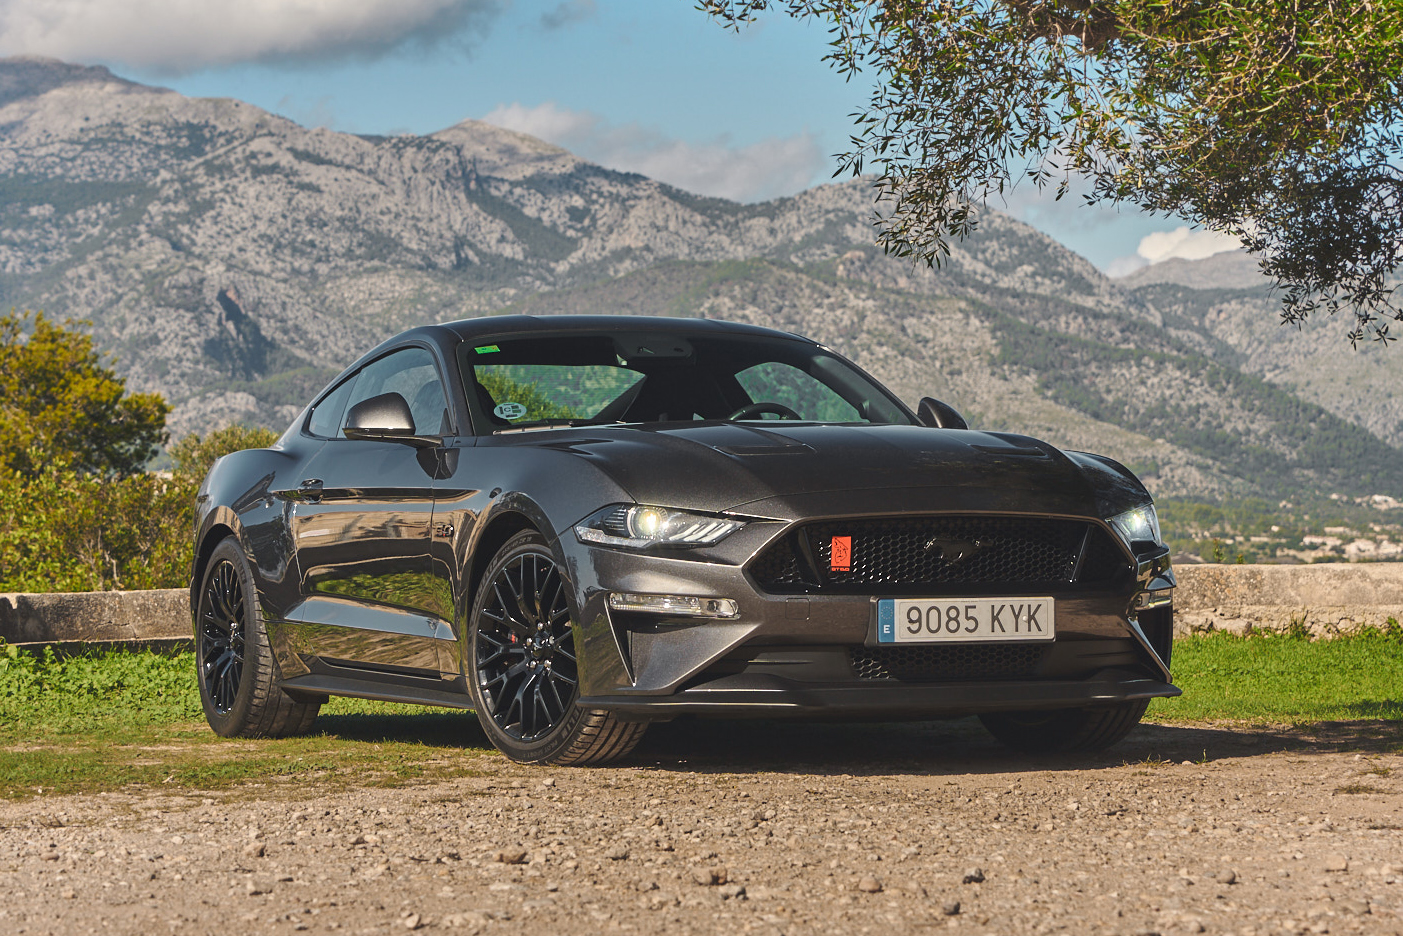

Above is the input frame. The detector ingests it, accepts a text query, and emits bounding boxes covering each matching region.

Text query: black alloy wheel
[199,559,246,714]
[194,537,322,738]
[474,542,579,741]
[468,530,646,765]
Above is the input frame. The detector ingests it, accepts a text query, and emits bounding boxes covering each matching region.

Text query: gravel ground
[2,718,1401,936]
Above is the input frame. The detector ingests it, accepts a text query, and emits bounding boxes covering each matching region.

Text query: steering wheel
[727,401,802,421]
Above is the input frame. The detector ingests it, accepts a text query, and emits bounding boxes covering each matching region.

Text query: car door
[289,345,456,674]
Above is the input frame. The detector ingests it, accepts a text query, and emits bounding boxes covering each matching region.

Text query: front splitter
[577,670,1178,720]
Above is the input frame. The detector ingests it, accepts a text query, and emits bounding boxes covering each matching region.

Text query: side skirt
[280,671,474,710]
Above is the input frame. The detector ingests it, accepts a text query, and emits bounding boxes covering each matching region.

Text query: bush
[0,425,279,592]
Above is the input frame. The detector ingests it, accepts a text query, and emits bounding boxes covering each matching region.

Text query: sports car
[191,315,1177,764]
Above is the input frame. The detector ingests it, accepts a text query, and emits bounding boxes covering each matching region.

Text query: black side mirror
[343,392,439,447]
[917,397,968,430]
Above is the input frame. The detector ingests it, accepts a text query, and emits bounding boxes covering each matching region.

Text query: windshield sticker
[474,344,500,354]
[493,402,528,421]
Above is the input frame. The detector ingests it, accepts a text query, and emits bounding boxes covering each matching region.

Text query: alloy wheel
[200,559,247,714]
[475,549,579,742]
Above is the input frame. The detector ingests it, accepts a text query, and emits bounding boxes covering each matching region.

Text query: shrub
[0,425,279,592]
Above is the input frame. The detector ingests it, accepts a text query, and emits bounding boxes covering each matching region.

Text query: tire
[466,530,646,765]
[978,699,1149,754]
[195,537,321,738]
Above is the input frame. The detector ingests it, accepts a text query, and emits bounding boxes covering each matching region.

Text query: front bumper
[560,517,1175,718]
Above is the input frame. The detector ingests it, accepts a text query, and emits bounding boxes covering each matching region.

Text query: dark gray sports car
[191,315,1177,764]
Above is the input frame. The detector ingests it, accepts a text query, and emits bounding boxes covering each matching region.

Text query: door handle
[297,478,324,502]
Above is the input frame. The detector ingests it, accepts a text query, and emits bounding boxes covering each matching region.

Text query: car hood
[509,422,1145,520]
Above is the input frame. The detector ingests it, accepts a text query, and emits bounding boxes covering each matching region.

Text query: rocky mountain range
[1,56,1399,505]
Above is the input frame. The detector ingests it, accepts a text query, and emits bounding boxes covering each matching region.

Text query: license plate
[876,598,1055,644]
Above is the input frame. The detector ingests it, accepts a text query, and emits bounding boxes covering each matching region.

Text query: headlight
[575,505,745,549]
[1108,504,1162,548]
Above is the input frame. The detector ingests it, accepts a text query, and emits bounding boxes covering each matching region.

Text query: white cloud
[1104,254,1148,278]
[482,101,827,203]
[1135,226,1243,264]
[0,0,499,74]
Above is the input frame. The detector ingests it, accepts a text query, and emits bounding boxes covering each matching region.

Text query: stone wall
[1173,563,1403,638]
[0,589,189,649]
[2,565,1402,650]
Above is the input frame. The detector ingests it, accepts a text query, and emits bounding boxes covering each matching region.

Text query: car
[191,314,1177,764]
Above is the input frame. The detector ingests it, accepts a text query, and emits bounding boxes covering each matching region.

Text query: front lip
[577,671,1181,719]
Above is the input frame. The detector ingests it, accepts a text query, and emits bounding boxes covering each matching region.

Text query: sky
[0,0,1242,274]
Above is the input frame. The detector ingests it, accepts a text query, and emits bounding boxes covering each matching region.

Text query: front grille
[850,644,1047,682]
[748,515,1129,594]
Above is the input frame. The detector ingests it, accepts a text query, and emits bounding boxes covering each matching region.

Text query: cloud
[539,0,596,31]
[1104,254,1149,278]
[1135,226,1243,264]
[482,101,827,203]
[0,0,500,74]
[1106,226,1245,276]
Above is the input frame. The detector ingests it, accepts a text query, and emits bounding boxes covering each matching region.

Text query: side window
[345,347,450,435]
[306,375,357,439]
[735,362,861,422]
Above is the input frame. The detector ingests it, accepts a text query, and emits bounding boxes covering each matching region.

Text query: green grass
[1148,627,1403,724]
[0,645,493,799]
[2,629,1401,799]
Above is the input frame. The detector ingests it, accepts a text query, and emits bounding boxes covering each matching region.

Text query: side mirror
[343,392,439,447]
[917,397,968,430]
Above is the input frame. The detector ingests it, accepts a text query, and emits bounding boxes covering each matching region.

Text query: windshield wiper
[493,418,629,435]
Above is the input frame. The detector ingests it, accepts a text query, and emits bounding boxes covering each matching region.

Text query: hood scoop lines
[717,442,816,456]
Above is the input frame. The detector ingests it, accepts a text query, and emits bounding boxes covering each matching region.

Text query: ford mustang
[191,315,1177,764]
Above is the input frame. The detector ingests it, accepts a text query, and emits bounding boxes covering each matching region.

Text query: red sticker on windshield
[831,536,852,572]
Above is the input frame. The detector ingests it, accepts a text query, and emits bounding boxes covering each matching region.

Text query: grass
[0,645,493,799]
[1147,627,1403,724]
[2,628,1401,799]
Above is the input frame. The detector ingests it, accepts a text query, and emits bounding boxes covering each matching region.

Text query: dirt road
[2,718,1400,935]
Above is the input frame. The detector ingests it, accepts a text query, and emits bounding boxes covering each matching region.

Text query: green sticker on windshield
[474,344,500,354]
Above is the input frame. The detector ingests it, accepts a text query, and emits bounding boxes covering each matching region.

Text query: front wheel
[195,537,321,738]
[467,530,646,765]
[978,700,1148,753]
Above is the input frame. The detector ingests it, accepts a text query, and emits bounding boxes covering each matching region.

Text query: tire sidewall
[195,538,263,737]
[466,530,587,763]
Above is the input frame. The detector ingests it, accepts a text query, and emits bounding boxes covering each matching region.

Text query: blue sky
[0,0,1239,272]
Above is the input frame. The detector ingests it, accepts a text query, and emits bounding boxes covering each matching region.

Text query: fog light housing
[607,593,739,619]
[1134,588,1173,610]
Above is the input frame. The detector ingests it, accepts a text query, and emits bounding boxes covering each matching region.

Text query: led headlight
[575,505,745,549]
[1108,504,1163,549]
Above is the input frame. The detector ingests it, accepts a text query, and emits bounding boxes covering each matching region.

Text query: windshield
[458,332,913,433]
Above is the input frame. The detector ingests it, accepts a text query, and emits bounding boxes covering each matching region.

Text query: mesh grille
[849,644,1046,682]
[748,516,1128,594]
[746,539,805,586]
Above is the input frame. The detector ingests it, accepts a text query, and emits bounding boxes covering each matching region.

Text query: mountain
[1113,253,1403,451]
[1116,250,1266,291]
[0,57,1399,504]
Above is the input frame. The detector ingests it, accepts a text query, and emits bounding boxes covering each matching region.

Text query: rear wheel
[195,538,321,738]
[467,530,646,765]
[978,700,1149,753]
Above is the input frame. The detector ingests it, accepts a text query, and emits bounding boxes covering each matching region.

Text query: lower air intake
[849,644,1047,682]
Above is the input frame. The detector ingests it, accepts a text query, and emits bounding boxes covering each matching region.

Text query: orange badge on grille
[831,535,852,572]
